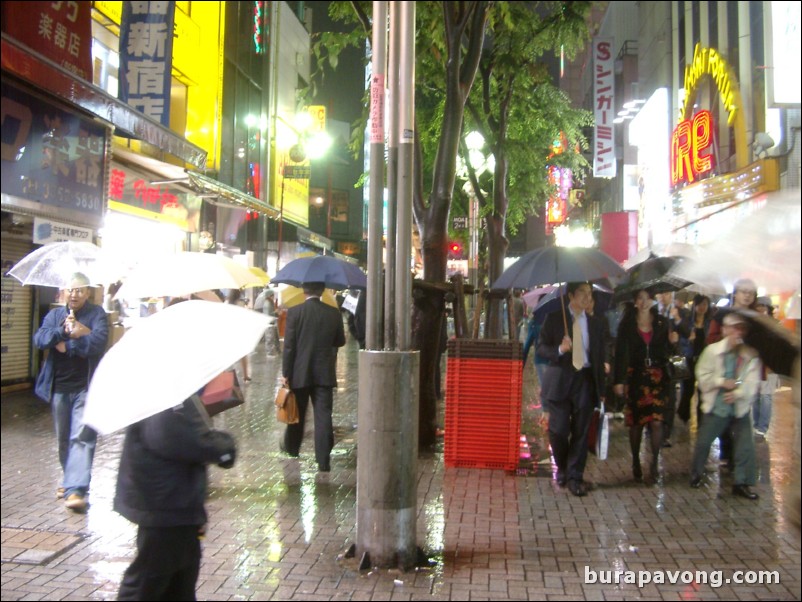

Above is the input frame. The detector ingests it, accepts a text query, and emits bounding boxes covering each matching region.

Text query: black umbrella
[613,255,692,303]
[734,309,800,377]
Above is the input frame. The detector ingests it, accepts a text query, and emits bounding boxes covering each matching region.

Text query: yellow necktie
[572,316,584,371]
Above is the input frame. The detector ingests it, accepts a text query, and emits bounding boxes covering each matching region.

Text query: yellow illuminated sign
[681,44,747,169]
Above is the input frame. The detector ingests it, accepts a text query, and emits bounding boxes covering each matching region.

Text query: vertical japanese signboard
[593,37,616,178]
[1,1,93,81]
[119,1,176,126]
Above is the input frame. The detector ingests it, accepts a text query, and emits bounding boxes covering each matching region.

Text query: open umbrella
[735,308,800,377]
[116,252,263,299]
[613,255,692,302]
[492,246,626,291]
[84,300,270,435]
[272,255,367,290]
[244,266,271,288]
[8,241,119,288]
[622,242,699,269]
[278,285,339,309]
[533,284,613,324]
[668,190,801,294]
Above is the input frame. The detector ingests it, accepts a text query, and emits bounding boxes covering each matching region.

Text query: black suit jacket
[536,308,607,404]
[283,297,346,389]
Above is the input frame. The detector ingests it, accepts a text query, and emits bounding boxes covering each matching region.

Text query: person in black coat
[537,282,608,497]
[613,290,678,483]
[115,398,237,601]
[281,281,346,472]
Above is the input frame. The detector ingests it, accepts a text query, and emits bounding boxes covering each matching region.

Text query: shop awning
[1,34,207,169]
[186,171,281,219]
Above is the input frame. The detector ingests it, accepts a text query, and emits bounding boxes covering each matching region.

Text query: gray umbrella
[492,246,625,290]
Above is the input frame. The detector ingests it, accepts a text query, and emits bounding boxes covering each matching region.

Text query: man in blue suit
[281,281,346,472]
[537,282,608,496]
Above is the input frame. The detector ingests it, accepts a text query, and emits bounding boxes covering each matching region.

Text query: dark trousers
[284,386,334,466]
[547,368,595,483]
[118,525,201,601]
[690,412,756,486]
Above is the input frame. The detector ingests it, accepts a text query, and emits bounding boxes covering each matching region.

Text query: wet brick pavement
[2,338,800,600]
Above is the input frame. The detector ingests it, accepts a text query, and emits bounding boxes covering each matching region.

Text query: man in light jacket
[689,312,762,499]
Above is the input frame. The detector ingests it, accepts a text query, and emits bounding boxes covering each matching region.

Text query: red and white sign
[593,37,616,178]
[1,1,93,81]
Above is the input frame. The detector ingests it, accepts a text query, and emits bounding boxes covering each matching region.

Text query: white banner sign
[593,37,616,178]
[33,217,93,244]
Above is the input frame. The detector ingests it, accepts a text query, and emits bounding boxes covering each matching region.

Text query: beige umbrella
[117,252,263,299]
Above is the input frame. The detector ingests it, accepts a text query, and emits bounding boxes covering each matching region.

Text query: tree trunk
[484,213,508,338]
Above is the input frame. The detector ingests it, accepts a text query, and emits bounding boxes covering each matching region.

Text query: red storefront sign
[1,1,93,81]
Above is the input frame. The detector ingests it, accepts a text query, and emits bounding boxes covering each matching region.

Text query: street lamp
[459,132,494,296]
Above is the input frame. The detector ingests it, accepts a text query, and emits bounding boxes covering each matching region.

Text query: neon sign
[671,110,715,186]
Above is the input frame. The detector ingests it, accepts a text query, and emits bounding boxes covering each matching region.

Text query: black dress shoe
[556,472,567,487]
[318,462,331,473]
[732,484,758,500]
[279,441,299,458]
[689,475,703,488]
[632,463,643,482]
[568,480,587,497]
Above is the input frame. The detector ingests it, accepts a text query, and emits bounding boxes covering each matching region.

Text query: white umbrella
[668,190,801,294]
[8,241,119,288]
[116,252,263,299]
[84,300,270,435]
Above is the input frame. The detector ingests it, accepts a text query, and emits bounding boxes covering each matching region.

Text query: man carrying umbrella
[281,281,346,472]
[33,272,109,512]
[537,282,608,497]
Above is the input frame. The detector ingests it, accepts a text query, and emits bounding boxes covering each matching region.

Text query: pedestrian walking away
[115,397,237,600]
[281,281,346,472]
[33,272,109,512]
[537,282,608,497]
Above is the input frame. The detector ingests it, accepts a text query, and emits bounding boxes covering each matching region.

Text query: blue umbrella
[272,255,367,290]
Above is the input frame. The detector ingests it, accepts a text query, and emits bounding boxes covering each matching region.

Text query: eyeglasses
[735,289,756,295]
[66,287,88,294]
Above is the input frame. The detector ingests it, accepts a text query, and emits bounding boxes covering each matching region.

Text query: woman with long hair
[613,289,679,483]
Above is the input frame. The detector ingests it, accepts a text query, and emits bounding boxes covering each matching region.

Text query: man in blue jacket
[33,272,108,512]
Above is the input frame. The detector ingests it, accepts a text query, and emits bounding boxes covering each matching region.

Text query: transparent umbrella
[84,300,270,435]
[8,241,119,288]
[668,190,801,294]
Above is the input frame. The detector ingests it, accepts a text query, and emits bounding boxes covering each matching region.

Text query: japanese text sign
[119,1,176,126]
[1,1,93,81]
[1,81,108,218]
[593,37,616,178]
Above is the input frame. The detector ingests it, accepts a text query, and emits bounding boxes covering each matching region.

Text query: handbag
[666,354,692,380]
[275,385,299,424]
[587,402,609,460]
[200,369,245,417]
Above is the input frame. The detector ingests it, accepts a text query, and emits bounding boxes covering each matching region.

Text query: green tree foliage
[312,1,592,446]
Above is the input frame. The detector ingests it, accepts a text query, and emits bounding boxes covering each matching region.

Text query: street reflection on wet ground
[2,337,800,600]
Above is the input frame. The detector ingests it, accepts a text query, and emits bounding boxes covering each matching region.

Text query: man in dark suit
[537,282,607,496]
[282,281,346,472]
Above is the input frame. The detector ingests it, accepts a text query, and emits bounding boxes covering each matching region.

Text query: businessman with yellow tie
[537,282,608,496]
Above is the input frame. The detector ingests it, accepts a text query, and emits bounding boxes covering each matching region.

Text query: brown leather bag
[275,384,299,424]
